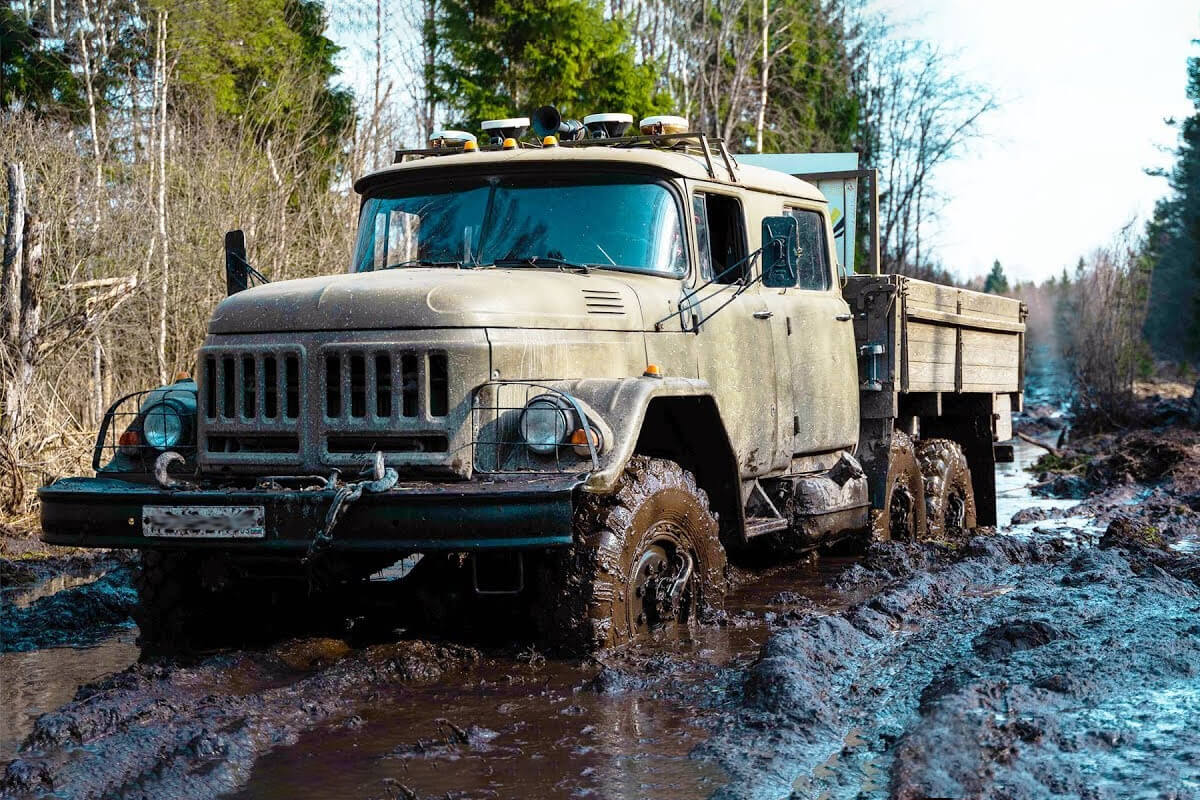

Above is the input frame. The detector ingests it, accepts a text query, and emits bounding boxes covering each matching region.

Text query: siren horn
[531,105,586,141]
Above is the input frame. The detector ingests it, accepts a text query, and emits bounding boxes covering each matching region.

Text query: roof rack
[392,131,740,181]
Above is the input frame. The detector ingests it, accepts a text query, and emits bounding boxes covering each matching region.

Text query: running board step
[744,516,789,539]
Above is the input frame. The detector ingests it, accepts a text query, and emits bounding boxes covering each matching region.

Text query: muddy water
[995,438,1079,526]
[0,631,138,761]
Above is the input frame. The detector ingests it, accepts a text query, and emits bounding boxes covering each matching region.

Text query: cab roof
[353,145,827,203]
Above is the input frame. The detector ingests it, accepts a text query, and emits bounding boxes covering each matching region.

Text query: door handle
[834,313,852,321]
[753,310,774,320]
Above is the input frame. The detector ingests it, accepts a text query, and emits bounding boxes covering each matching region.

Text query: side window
[786,208,832,290]
[695,192,748,284]
[692,196,713,280]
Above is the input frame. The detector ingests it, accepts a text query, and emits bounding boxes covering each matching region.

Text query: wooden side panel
[905,322,956,392]
[960,329,1021,392]
[905,280,960,314]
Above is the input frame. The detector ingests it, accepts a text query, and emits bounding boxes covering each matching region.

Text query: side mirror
[225,230,249,296]
[224,229,267,295]
[761,216,799,288]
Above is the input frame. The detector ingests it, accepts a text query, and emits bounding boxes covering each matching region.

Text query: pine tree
[983,259,1009,294]
[435,0,657,132]
[162,0,353,151]
[1144,48,1200,360]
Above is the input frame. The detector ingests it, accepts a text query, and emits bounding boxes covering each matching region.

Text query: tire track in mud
[700,534,1200,800]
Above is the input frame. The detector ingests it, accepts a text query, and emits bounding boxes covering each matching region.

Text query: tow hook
[153,451,198,490]
[303,452,398,575]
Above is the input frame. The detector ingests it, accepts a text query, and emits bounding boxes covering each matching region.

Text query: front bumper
[39,475,582,552]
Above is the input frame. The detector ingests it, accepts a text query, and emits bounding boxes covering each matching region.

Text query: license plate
[142,506,266,539]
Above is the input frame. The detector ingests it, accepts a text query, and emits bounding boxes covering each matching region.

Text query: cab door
[689,189,783,477]
[766,205,858,457]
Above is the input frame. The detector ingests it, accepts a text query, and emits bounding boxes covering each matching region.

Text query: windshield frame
[352,166,692,280]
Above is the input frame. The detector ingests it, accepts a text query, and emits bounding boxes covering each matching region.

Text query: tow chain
[303,452,398,588]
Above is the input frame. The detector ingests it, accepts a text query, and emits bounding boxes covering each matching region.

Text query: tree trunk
[1,161,47,510]
[2,163,25,351]
[155,10,171,385]
[755,0,768,153]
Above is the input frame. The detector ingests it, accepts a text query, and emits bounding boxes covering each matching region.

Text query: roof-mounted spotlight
[531,106,586,141]
[639,115,689,136]
[429,129,478,149]
[481,117,530,146]
[583,112,633,139]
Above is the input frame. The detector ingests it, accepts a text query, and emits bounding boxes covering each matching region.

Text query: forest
[0,0,1195,524]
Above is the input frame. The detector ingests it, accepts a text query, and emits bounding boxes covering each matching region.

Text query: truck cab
[39,113,1024,652]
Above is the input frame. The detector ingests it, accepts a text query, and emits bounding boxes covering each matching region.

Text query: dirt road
[3,426,1200,798]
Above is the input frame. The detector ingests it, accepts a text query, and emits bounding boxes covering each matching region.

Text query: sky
[880,0,1199,284]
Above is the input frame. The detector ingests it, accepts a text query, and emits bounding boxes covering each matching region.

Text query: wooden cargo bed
[843,274,1025,411]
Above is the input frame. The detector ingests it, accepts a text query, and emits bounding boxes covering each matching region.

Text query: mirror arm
[232,252,270,287]
[654,247,763,332]
[687,272,763,334]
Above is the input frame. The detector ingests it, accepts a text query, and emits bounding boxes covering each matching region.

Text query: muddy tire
[533,456,727,653]
[872,432,927,542]
[917,438,977,543]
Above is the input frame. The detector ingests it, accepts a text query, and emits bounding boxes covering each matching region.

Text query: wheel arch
[630,395,744,551]
[539,377,744,549]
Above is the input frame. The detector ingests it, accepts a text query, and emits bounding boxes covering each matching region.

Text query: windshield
[353,173,686,276]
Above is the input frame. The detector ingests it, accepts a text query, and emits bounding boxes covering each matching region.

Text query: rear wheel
[872,431,927,542]
[533,456,727,653]
[917,438,977,543]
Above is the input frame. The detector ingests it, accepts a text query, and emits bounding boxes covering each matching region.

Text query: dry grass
[1,96,358,534]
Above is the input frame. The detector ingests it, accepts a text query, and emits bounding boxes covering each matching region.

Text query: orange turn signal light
[502,137,518,150]
[463,140,478,152]
[118,430,141,448]
[542,135,558,147]
[570,427,601,456]
[643,364,662,378]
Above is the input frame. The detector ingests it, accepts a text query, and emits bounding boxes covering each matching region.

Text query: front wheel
[533,456,727,653]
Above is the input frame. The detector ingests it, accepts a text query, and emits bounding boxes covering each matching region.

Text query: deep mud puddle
[0,631,138,762]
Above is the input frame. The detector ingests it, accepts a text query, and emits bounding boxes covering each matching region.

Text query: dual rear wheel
[875,432,977,543]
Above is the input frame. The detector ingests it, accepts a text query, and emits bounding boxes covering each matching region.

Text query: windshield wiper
[490,256,591,274]
[382,259,466,270]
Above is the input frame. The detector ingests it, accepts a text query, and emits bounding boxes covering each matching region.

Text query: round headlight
[518,395,574,456]
[141,402,185,449]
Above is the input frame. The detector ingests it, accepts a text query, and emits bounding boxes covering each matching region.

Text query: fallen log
[1017,430,1061,458]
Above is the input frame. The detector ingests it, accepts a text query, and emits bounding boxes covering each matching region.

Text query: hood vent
[582,288,625,316]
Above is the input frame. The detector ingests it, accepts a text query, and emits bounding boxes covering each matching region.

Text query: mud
[7,399,1200,798]
[2,639,478,798]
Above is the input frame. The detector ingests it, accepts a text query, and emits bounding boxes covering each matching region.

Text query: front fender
[547,376,723,493]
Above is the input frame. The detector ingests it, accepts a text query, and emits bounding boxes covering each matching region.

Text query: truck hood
[208,268,647,333]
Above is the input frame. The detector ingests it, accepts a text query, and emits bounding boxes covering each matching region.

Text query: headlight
[518,395,576,456]
[141,402,185,449]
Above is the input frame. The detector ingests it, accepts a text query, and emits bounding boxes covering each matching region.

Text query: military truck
[39,108,1024,652]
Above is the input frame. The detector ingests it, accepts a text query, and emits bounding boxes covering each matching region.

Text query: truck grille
[196,331,484,477]
[202,350,303,425]
[321,348,449,422]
